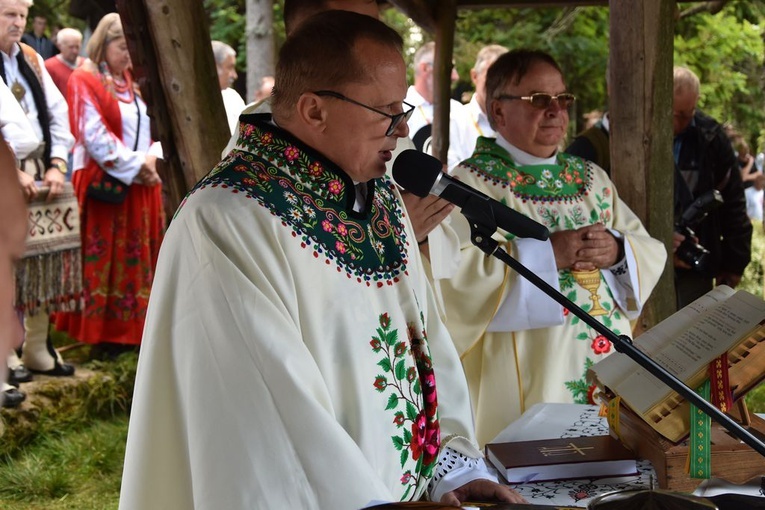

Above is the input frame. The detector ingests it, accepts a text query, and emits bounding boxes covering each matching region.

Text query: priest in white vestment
[120,13,524,510]
[436,49,667,447]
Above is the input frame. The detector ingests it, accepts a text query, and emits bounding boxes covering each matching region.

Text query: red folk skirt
[55,165,165,345]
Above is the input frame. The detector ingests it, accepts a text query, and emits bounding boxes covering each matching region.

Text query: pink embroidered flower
[308,161,323,177]
[335,240,347,254]
[242,178,256,186]
[284,145,300,162]
[591,335,611,354]
[322,220,333,232]
[328,179,343,196]
[260,132,273,144]
[234,164,248,172]
[407,367,417,382]
[400,471,413,484]
[575,178,583,184]
[564,174,573,182]
[337,224,348,236]
[603,187,611,197]
[243,124,255,138]
[373,376,387,391]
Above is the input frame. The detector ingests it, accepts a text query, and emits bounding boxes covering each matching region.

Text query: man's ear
[489,98,505,127]
[295,93,328,132]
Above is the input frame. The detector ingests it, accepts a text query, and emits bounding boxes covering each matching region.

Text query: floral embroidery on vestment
[371,312,440,500]
[181,115,410,287]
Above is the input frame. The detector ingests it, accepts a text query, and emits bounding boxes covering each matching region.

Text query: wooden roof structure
[117,0,678,324]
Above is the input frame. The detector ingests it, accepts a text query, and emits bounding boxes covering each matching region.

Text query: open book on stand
[589,286,765,442]
[485,435,638,483]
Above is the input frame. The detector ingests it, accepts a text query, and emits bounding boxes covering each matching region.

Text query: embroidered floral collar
[462,136,593,204]
[184,114,410,287]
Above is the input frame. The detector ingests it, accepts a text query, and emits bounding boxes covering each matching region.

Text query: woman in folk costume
[436,49,666,447]
[54,13,164,357]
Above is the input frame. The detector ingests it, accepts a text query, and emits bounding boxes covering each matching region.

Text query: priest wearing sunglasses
[435,49,667,447]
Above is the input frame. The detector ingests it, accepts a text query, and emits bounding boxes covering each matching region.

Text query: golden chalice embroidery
[572,268,607,316]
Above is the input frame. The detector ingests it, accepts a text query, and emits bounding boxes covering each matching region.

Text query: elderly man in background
[405,41,471,171]
[44,27,83,96]
[212,40,245,135]
[452,43,508,160]
[120,12,523,509]
[672,66,751,308]
[436,49,666,446]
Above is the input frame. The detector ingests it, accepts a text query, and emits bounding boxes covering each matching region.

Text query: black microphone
[392,149,550,241]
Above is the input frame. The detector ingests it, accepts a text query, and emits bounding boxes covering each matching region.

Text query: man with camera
[672,66,751,308]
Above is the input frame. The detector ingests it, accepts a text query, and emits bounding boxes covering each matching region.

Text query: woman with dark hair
[54,13,164,358]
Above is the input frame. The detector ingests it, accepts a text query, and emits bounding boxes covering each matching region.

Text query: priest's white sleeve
[487,237,563,332]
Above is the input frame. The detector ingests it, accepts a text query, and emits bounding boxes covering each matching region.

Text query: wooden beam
[432,0,457,165]
[117,0,230,217]
[609,0,676,327]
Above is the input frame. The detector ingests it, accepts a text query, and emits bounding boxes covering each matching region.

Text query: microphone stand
[461,202,765,458]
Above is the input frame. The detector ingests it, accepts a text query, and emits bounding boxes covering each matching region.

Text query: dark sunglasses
[313,90,415,136]
[496,92,576,110]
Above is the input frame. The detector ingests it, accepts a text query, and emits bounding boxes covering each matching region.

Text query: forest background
[29,1,765,150]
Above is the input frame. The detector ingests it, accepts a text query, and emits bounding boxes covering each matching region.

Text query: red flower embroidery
[308,161,323,177]
[284,145,299,162]
[379,313,390,329]
[373,376,387,391]
[322,219,333,232]
[335,240,346,254]
[370,338,381,351]
[591,335,611,354]
[410,412,440,465]
[394,412,405,427]
[328,179,342,196]
[260,132,273,144]
[400,471,413,484]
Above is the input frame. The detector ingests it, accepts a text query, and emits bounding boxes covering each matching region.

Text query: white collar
[495,133,557,166]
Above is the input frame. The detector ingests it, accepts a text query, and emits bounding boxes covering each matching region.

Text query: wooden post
[609,0,676,328]
[433,0,457,165]
[117,0,230,218]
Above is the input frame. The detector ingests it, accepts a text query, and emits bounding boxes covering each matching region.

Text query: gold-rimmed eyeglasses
[496,92,576,110]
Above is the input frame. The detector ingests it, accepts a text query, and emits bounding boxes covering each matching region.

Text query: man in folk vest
[0,0,76,405]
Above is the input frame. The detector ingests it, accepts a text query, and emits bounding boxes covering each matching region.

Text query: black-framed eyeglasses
[313,90,415,136]
[496,92,576,110]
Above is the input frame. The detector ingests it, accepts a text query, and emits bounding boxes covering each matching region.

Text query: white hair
[211,40,236,65]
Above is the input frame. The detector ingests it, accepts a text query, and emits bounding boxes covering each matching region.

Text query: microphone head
[392,149,443,198]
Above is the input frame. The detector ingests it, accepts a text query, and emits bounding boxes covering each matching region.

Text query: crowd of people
[0,0,759,508]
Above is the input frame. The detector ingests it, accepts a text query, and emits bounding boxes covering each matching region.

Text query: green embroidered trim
[689,379,712,479]
[182,116,410,286]
[461,137,593,204]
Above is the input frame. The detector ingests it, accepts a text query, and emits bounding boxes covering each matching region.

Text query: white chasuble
[438,136,666,447]
[119,115,478,510]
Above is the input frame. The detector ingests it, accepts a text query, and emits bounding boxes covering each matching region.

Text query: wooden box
[608,398,765,492]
